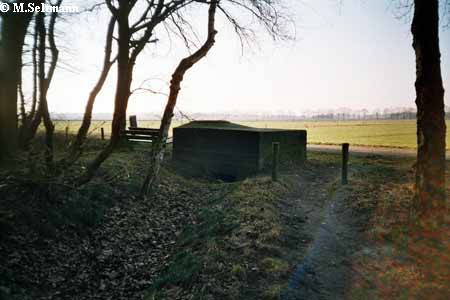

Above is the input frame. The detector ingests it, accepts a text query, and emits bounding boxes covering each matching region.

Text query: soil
[281,186,369,300]
[273,157,374,300]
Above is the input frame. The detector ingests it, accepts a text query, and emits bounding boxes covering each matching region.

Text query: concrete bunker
[173,120,307,180]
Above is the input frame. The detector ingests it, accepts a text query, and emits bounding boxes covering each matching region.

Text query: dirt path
[282,187,367,300]
[309,144,450,159]
[277,153,398,300]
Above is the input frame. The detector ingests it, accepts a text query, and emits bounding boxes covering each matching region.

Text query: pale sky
[39,0,450,115]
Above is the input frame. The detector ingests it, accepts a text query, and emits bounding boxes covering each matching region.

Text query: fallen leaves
[0,161,209,300]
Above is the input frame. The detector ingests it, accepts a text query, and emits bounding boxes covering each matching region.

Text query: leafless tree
[23,0,63,166]
[77,0,291,185]
[77,0,193,184]
[141,0,218,194]
[411,0,447,215]
[0,0,36,163]
[65,16,116,164]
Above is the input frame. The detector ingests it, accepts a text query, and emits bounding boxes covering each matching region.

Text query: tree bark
[77,1,132,185]
[0,2,34,163]
[19,17,38,145]
[35,11,51,163]
[66,16,116,164]
[41,5,61,166]
[141,2,218,194]
[18,76,27,127]
[24,4,61,163]
[26,14,46,144]
[30,17,38,119]
[412,0,447,214]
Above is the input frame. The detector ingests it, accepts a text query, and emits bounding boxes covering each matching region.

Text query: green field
[241,120,450,149]
[54,119,450,149]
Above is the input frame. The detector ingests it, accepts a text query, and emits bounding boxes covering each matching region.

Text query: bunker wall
[173,128,261,179]
[173,125,307,179]
[258,130,307,169]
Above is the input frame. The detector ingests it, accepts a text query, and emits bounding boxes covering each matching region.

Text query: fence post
[342,143,349,185]
[129,115,137,128]
[272,142,280,181]
[65,126,69,140]
[101,128,105,140]
[300,131,307,163]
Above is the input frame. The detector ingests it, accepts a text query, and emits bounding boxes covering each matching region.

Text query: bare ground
[281,186,371,300]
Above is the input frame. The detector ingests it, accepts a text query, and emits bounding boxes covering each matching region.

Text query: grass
[151,250,203,290]
[53,119,450,149]
[146,174,300,300]
[271,151,449,300]
[240,120,450,149]
[0,139,146,238]
[336,154,450,300]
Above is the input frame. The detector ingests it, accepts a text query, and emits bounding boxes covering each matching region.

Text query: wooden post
[129,115,137,128]
[101,128,105,140]
[342,143,349,185]
[300,131,307,163]
[65,126,69,139]
[272,142,280,181]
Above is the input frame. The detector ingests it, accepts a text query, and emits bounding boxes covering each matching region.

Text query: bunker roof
[177,120,300,132]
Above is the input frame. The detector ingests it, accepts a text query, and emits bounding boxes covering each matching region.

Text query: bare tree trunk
[141,2,218,194]
[36,11,52,164]
[412,0,447,215]
[0,5,33,163]
[19,17,40,147]
[30,17,38,120]
[77,3,132,185]
[19,19,38,148]
[25,8,60,165]
[41,5,62,165]
[66,17,116,163]
[18,78,27,127]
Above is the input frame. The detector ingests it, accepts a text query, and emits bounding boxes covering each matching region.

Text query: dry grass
[349,171,450,300]
[148,175,299,300]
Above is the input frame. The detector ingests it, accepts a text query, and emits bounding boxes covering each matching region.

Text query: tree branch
[141,0,218,194]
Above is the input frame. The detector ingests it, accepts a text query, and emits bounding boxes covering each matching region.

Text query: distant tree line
[293,106,450,121]
[164,106,450,121]
[49,105,450,122]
